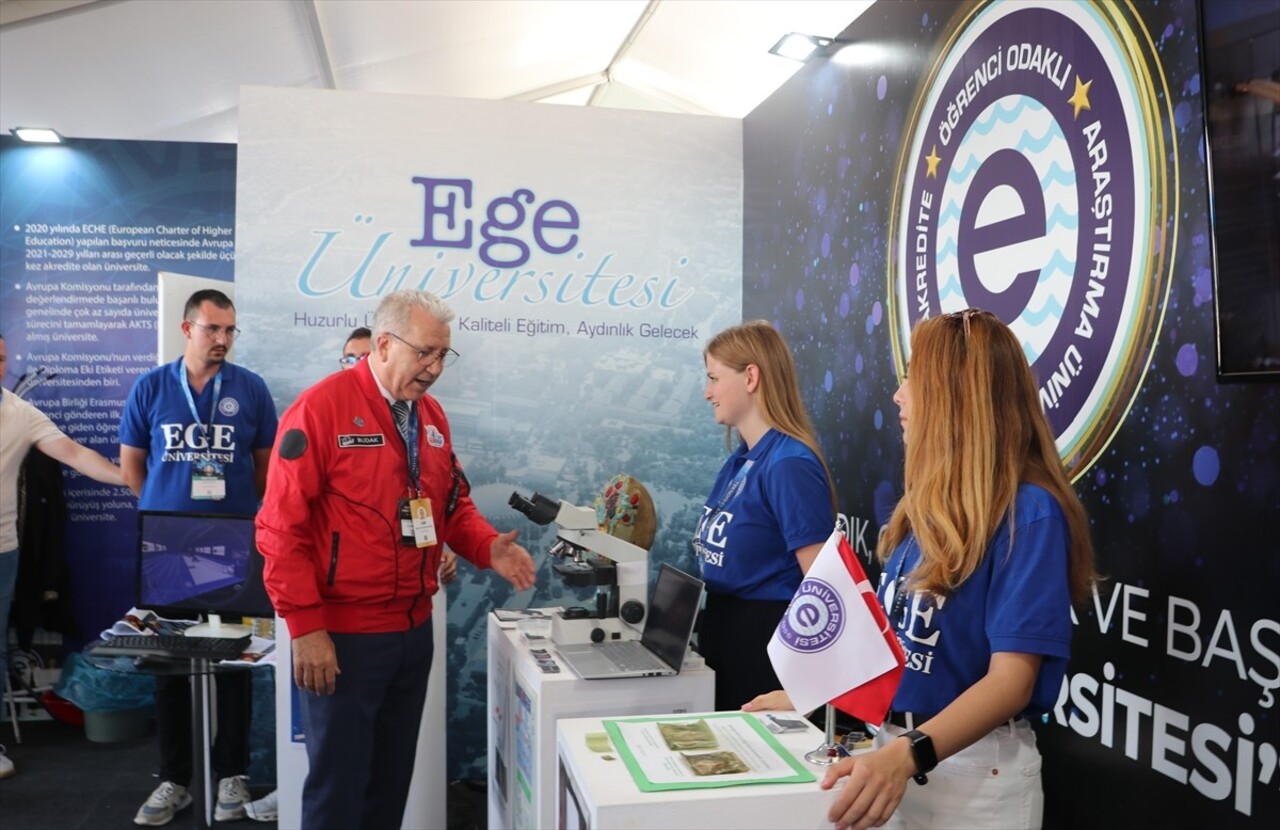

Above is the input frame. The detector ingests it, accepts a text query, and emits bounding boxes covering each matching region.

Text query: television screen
[136,511,274,619]
[1199,0,1280,379]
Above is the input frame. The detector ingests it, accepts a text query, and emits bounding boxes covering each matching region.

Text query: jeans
[0,549,18,689]
[877,719,1045,829]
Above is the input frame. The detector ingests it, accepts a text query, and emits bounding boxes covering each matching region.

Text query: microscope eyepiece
[508,490,561,526]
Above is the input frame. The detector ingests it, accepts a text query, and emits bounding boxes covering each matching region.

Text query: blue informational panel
[0,137,236,644]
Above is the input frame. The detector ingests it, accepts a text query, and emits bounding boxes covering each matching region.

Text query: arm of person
[255,407,336,694]
[252,446,271,500]
[766,454,836,575]
[820,651,1041,830]
[794,541,823,574]
[118,444,148,497]
[37,436,125,487]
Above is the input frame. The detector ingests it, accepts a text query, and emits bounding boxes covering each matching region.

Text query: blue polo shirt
[694,429,834,601]
[879,483,1073,717]
[120,358,278,514]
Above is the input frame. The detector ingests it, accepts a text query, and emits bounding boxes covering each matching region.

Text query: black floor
[1,719,487,830]
[2,717,266,830]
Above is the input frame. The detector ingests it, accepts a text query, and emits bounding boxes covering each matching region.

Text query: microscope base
[550,614,641,646]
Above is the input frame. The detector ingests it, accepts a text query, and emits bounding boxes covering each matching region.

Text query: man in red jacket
[256,289,536,830]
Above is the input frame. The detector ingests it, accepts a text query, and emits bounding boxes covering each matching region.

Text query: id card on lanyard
[393,402,438,548]
[179,362,226,501]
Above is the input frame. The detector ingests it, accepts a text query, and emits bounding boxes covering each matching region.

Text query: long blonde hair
[877,310,1097,606]
[704,320,838,515]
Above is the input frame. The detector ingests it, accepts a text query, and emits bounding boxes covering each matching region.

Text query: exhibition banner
[743,0,1279,826]
[234,86,743,778]
[0,137,236,642]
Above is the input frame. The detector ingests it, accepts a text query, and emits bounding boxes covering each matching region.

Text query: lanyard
[176,359,222,448]
[887,534,919,627]
[395,402,421,494]
[694,457,754,547]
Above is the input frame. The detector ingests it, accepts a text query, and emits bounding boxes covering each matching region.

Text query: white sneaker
[135,781,192,826]
[244,789,279,821]
[214,774,250,821]
[0,745,14,779]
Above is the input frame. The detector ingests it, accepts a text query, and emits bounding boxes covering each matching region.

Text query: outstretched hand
[489,530,536,591]
[820,738,914,830]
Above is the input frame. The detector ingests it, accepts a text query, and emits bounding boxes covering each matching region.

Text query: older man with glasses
[256,289,535,830]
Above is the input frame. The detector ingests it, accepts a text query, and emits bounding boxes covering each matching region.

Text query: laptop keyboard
[601,639,666,671]
[95,633,251,661]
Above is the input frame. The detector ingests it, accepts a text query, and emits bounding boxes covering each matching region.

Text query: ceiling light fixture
[769,33,835,63]
[10,127,64,144]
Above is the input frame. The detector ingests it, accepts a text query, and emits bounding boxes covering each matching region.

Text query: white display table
[555,711,844,830]
[486,612,715,830]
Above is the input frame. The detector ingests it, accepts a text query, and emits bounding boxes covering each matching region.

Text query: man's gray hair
[371,290,455,338]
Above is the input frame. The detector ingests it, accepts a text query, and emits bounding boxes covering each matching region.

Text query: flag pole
[803,703,850,766]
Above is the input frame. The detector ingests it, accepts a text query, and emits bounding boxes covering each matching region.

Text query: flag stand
[803,703,851,766]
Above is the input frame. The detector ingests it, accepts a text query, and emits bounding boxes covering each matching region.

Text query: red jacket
[256,360,495,637]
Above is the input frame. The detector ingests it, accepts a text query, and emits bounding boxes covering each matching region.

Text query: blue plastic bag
[53,652,155,713]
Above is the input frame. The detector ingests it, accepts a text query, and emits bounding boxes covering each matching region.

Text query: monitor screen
[1198,0,1280,379]
[136,511,274,620]
[639,563,704,670]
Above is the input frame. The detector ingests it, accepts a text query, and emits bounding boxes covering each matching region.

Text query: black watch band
[903,729,937,785]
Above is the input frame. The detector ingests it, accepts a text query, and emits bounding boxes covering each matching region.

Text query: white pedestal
[486,613,715,830]
[274,606,448,830]
[555,711,842,830]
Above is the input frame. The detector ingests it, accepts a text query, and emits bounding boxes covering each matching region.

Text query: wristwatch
[902,729,937,785]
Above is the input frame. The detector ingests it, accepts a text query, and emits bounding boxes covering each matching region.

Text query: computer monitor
[136,510,273,636]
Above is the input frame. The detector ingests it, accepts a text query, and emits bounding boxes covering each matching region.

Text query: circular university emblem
[888,0,1176,480]
[778,578,845,654]
[218,396,240,417]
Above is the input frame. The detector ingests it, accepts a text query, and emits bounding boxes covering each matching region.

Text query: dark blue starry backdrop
[744,1,1278,825]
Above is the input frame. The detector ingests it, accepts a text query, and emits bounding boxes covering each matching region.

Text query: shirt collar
[368,364,397,406]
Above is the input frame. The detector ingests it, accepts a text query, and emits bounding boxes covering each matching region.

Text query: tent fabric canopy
[0,0,872,143]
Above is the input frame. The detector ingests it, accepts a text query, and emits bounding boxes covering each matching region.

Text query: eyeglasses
[338,355,362,367]
[387,332,459,368]
[187,321,241,341]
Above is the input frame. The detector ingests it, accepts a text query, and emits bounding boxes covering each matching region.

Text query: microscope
[509,489,649,645]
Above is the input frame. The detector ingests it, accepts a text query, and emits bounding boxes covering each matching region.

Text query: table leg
[189,661,213,830]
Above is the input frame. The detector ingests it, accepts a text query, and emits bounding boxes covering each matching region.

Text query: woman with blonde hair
[821,309,1097,830]
[694,319,837,711]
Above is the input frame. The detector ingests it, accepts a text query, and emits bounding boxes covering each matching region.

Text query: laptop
[556,563,704,679]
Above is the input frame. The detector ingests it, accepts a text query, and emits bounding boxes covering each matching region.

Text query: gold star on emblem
[925,145,941,178]
[1068,76,1093,119]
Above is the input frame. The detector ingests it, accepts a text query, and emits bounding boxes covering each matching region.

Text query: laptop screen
[639,564,705,670]
[136,510,274,619]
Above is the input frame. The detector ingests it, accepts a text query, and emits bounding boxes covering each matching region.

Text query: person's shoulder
[1015,482,1066,524]
[224,361,271,389]
[763,431,820,464]
[285,367,356,411]
[130,361,171,388]
[3,389,38,417]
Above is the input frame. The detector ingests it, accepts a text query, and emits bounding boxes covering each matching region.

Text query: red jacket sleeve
[255,393,332,638]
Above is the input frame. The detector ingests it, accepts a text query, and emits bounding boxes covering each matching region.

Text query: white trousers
[876,719,1044,830]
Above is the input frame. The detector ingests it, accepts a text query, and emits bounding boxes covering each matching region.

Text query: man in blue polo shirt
[119,288,278,826]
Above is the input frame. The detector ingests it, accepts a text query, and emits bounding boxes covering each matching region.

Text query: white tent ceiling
[0,0,872,144]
